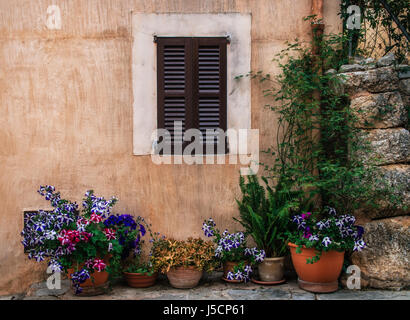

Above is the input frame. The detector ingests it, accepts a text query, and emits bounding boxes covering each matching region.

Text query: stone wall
[338,53,410,290]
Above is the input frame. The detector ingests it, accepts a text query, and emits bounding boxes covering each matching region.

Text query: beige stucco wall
[0,0,341,295]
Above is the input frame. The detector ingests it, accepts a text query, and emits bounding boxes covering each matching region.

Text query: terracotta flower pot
[258,257,285,282]
[124,272,158,288]
[67,256,110,296]
[67,268,109,296]
[288,242,344,293]
[222,261,249,281]
[166,266,203,289]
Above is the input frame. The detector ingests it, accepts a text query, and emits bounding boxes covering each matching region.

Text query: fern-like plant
[235,175,312,258]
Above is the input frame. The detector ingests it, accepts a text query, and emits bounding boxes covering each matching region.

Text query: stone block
[351,216,410,290]
[357,165,410,220]
[358,128,410,165]
[376,53,396,67]
[339,64,366,73]
[350,91,407,128]
[339,67,399,95]
[399,78,410,96]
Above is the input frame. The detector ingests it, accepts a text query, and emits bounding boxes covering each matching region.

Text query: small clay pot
[166,266,203,289]
[288,242,344,293]
[222,261,248,280]
[124,272,158,288]
[258,257,285,282]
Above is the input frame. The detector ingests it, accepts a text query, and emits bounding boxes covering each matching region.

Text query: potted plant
[21,185,136,295]
[287,207,366,293]
[123,262,158,288]
[235,175,302,283]
[202,218,265,283]
[151,237,217,289]
[117,217,162,288]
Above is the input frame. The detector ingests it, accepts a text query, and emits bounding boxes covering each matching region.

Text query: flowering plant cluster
[287,207,366,263]
[151,238,217,273]
[202,218,265,282]
[121,218,165,276]
[21,186,146,294]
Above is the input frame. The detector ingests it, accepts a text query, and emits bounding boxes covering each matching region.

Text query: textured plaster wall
[0,0,341,295]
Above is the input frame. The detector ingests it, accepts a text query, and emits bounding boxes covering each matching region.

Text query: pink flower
[80,231,92,242]
[93,259,106,272]
[85,258,94,269]
[58,230,71,245]
[301,212,312,220]
[90,213,103,223]
[103,228,116,240]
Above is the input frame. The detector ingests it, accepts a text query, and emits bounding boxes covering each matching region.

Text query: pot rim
[123,272,158,276]
[288,242,345,253]
[262,256,286,261]
[169,266,202,271]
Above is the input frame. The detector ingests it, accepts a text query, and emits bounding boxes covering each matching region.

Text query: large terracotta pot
[124,272,158,288]
[258,257,285,282]
[166,266,203,289]
[288,242,344,293]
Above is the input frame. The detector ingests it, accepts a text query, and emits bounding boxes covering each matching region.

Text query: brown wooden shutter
[157,37,227,154]
[194,38,227,154]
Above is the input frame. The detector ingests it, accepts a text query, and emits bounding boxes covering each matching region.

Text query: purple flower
[355,226,364,240]
[202,223,214,237]
[353,239,366,252]
[215,246,223,258]
[226,271,235,281]
[326,206,337,216]
[71,268,90,294]
[292,215,303,225]
[139,224,146,236]
[234,271,243,281]
[322,237,332,247]
[316,220,329,230]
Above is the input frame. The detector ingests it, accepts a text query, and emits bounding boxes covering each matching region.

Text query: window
[156,37,228,154]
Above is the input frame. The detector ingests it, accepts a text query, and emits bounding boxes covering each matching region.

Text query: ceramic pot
[288,242,344,293]
[258,257,285,282]
[124,272,158,288]
[166,266,203,289]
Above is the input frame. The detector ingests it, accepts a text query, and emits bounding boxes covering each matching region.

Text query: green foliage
[235,174,310,257]
[246,19,402,218]
[124,263,155,276]
[340,0,409,62]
